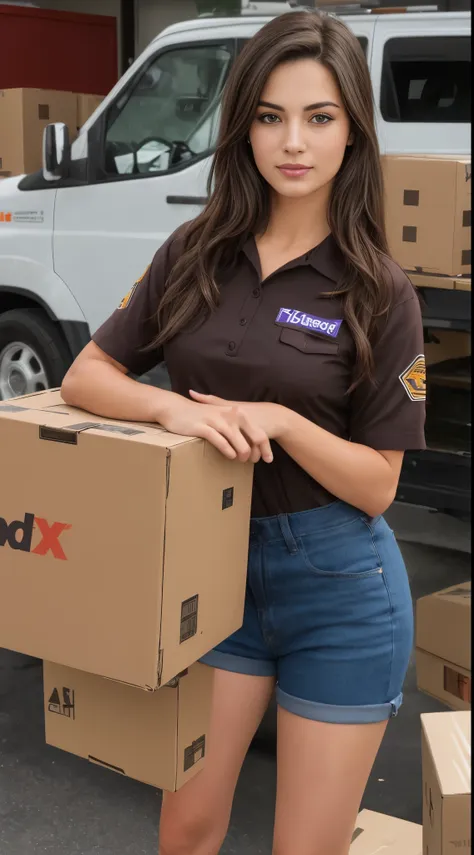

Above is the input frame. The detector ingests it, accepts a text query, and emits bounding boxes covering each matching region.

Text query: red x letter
[32,518,72,560]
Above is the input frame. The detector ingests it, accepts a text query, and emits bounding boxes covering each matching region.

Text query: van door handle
[166,195,208,205]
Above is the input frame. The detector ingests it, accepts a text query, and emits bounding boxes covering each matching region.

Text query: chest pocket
[279,327,339,355]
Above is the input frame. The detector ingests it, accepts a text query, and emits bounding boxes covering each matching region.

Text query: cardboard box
[416,582,471,710]
[408,272,471,292]
[350,810,421,853]
[77,93,104,130]
[383,156,471,276]
[421,711,471,854]
[44,660,213,792]
[0,88,78,176]
[0,389,253,690]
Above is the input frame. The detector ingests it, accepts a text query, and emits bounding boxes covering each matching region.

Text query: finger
[239,415,273,464]
[213,419,253,462]
[249,444,262,464]
[189,390,226,406]
[199,425,237,460]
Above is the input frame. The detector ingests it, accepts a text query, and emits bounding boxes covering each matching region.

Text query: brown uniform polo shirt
[93,225,426,518]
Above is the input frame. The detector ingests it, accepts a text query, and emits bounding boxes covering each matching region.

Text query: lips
[277,164,313,177]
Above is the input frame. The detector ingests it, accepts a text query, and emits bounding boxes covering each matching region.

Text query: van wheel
[0,309,71,401]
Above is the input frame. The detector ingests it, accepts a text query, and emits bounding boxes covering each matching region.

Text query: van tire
[0,308,71,401]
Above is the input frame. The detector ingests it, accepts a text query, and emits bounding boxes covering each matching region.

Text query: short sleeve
[350,284,426,451]
[92,227,185,376]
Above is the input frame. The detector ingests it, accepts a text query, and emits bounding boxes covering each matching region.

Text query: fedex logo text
[0,513,72,560]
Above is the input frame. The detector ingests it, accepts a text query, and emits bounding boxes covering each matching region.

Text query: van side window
[381,36,471,123]
[104,44,233,177]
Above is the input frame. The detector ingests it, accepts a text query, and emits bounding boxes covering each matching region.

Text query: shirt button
[252,288,261,298]
[239,318,247,326]
[228,341,236,352]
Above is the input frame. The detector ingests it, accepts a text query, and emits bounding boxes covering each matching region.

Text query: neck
[261,187,332,249]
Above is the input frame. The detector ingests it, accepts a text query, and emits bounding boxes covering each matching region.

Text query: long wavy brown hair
[153,10,395,386]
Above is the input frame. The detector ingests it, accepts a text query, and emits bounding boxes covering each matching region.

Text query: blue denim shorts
[200,501,414,724]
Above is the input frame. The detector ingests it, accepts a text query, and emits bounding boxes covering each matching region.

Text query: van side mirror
[43,123,71,182]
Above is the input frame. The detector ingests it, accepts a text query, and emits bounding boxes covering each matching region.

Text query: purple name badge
[275,308,342,339]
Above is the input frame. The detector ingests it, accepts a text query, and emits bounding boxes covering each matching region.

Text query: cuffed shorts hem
[276,687,404,724]
[199,649,277,678]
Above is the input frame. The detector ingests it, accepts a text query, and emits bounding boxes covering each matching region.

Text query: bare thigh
[273,706,388,855]
[158,666,275,855]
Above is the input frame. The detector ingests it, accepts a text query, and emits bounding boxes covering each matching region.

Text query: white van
[0,6,470,400]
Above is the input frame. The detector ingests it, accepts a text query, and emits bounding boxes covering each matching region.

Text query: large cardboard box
[77,93,104,130]
[416,582,471,710]
[383,156,471,276]
[421,711,471,854]
[0,88,77,176]
[0,390,253,689]
[350,810,421,853]
[44,661,213,792]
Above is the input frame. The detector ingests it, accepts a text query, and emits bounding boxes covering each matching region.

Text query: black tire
[0,308,71,401]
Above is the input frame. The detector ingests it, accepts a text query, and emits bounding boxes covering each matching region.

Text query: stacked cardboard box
[416,582,471,710]
[421,711,471,854]
[416,584,471,853]
[0,88,103,176]
[349,692,471,852]
[43,661,213,791]
[383,155,471,280]
[0,388,254,790]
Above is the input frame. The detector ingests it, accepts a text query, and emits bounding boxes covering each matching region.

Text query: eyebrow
[257,100,340,111]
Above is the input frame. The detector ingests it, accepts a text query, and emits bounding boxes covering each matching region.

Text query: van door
[341,17,376,68]
[53,39,234,336]
[371,15,471,155]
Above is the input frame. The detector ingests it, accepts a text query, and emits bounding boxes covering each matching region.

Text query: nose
[283,120,307,155]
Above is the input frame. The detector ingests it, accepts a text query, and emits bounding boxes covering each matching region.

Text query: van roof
[154,8,470,41]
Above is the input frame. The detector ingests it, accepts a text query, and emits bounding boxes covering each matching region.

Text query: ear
[346,131,355,147]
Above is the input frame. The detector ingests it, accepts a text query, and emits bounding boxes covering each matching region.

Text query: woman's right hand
[157,393,273,464]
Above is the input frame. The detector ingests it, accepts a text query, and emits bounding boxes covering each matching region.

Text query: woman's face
[249,58,353,201]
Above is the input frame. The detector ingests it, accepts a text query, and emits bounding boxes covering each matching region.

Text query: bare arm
[61,343,273,464]
[278,409,403,518]
[61,341,178,423]
[190,391,403,518]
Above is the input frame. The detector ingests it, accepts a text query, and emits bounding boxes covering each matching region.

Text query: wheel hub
[0,341,49,401]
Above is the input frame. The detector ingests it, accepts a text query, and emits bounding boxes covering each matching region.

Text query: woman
[62,10,426,855]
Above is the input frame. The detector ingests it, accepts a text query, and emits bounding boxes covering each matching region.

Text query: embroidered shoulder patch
[118,265,150,310]
[399,354,426,401]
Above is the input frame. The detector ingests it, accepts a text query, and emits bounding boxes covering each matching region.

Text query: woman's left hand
[189,390,289,442]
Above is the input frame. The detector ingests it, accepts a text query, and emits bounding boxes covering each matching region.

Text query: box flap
[350,810,421,853]
[0,389,199,449]
[421,711,471,796]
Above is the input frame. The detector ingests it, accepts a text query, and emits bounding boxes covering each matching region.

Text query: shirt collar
[242,232,346,284]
